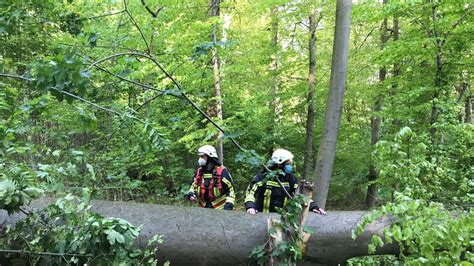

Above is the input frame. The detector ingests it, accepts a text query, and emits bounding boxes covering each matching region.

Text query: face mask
[198,158,207,166]
[284,164,293,174]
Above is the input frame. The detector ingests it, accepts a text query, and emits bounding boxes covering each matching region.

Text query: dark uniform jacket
[244,168,297,213]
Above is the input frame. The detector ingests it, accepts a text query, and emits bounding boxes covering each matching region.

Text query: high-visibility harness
[194,166,225,202]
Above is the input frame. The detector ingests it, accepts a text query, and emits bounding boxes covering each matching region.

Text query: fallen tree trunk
[0,199,398,265]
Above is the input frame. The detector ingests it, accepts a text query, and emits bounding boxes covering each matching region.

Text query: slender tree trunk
[210,0,224,163]
[313,0,352,209]
[366,0,388,208]
[430,2,443,144]
[267,8,279,156]
[303,10,319,181]
[466,96,472,124]
[392,17,401,194]
[391,16,401,128]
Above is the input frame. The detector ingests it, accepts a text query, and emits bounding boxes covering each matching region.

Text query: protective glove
[223,202,233,210]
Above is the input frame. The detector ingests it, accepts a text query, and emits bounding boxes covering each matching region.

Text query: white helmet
[197,145,218,159]
[271,149,294,165]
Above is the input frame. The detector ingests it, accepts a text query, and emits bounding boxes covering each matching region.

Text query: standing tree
[366,0,389,208]
[210,0,225,163]
[302,9,321,181]
[313,0,352,209]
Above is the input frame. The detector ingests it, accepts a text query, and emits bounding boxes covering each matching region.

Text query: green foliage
[31,50,91,102]
[249,194,312,265]
[0,163,44,214]
[353,193,473,265]
[348,255,400,266]
[0,194,165,265]
[374,126,473,204]
[235,149,265,169]
[59,11,83,35]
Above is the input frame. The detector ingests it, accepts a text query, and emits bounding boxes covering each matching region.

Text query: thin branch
[355,26,377,51]
[124,0,151,54]
[58,43,143,53]
[0,73,31,82]
[440,7,473,47]
[85,52,136,71]
[84,55,183,98]
[24,10,126,25]
[406,9,435,39]
[0,73,152,127]
[86,9,127,21]
[300,21,310,29]
[56,89,122,117]
[93,64,156,91]
[0,249,93,258]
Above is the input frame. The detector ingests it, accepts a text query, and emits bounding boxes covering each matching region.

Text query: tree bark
[366,0,388,208]
[313,0,352,209]
[0,199,399,265]
[303,10,318,181]
[210,0,224,163]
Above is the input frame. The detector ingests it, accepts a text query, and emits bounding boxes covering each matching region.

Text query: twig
[140,0,163,18]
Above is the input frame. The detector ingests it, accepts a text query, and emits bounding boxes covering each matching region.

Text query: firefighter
[245,148,326,215]
[186,145,235,210]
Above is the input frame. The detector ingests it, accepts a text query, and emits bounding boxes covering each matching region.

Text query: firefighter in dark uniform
[186,145,235,210]
[245,148,326,215]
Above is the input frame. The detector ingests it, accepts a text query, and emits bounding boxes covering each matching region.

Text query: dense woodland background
[0,0,472,265]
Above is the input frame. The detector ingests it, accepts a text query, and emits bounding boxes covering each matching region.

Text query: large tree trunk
[1,199,399,265]
[366,0,388,208]
[210,0,224,163]
[313,0,352,209]
[303,9,318,181]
